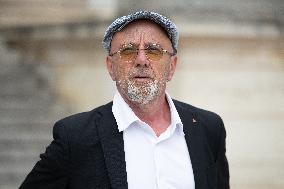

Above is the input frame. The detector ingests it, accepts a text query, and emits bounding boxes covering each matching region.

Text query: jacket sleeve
[216,119,230,189]
[19,121,70,189]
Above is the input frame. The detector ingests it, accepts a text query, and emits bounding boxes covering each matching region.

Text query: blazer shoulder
[173,99,222,123]
[54,102,113,140]
[173,99,225,137]
[173,100,222,124]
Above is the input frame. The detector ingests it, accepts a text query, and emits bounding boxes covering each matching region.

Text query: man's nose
[134,49,150,67]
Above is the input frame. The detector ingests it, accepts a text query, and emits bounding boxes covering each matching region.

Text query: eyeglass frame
[109,43,175,62]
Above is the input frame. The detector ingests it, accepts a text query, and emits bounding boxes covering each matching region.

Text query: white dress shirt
[112,90,195,189]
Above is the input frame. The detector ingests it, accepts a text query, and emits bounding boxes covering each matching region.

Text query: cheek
[153,63,171,79]
[113,63,131,79]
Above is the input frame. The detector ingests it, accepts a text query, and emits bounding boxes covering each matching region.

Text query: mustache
[129,68,155,78]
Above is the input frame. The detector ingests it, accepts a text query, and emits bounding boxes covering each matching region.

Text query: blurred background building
[0,0,283,188]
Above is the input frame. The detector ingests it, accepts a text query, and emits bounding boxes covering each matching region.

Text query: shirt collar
[112,90,139,132]
[112,90,183,133]
[165,92,184,135]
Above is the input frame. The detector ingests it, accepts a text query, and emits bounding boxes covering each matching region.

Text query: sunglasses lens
[116,45,166,62]
[146,47,163,61]
[120,48,137,62]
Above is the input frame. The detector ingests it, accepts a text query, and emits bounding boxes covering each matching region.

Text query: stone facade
[0,1,283,188]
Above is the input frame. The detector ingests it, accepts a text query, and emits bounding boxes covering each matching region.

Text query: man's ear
[167,55,178,81]
[106,56,116,81]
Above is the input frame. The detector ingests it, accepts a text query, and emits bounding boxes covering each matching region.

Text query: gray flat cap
[102,10,179,54]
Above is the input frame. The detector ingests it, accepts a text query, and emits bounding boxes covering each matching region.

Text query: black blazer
[19,100,229,189]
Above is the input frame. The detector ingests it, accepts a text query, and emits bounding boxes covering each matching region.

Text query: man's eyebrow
[119,42,138,48]
[144,42,160,47]
[118,42,161,49]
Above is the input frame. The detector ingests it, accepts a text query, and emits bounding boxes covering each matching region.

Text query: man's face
[106,20,177,104]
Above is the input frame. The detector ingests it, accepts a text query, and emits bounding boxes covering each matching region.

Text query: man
[20,11,229,189]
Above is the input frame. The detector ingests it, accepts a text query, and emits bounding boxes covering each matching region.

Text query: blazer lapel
[97,106,128,189]
[176,104,213,189]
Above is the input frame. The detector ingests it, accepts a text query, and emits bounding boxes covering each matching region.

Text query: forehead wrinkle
[120,30,167,48]
[129,31,145,47]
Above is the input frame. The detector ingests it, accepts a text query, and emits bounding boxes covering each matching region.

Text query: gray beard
[126,80,159,105]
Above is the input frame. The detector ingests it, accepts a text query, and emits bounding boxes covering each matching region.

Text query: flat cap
[102,10,179,54]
